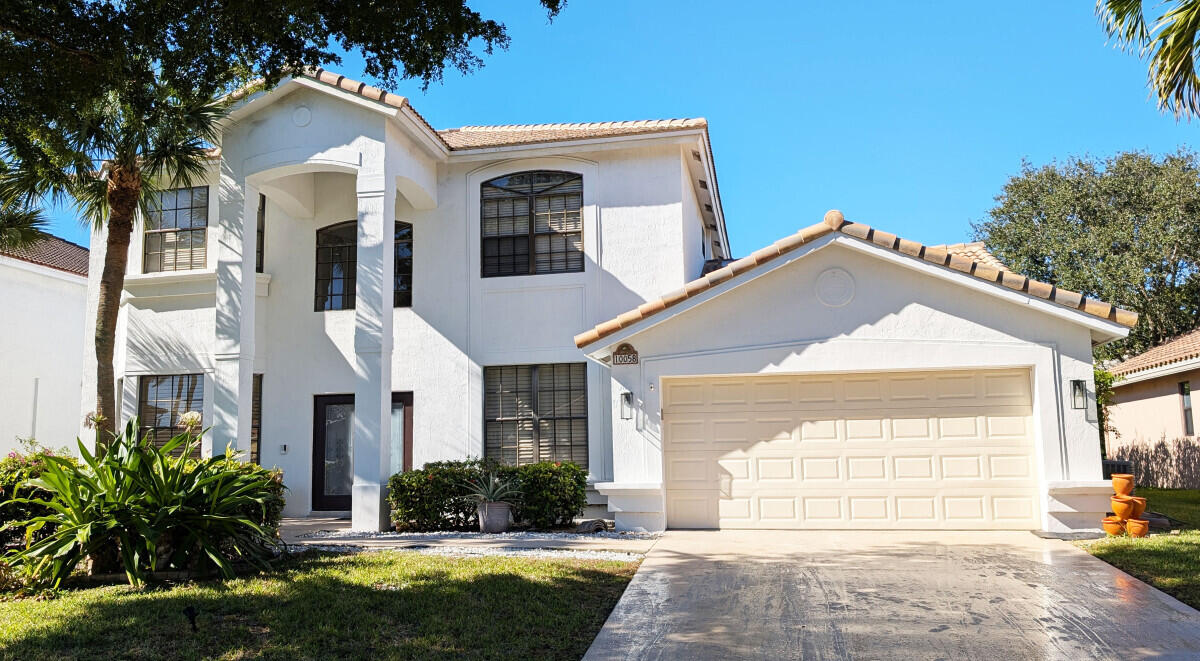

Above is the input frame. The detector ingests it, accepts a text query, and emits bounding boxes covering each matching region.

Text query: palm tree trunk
[93,164,140,441]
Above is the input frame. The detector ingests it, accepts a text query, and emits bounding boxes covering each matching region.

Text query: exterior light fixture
[1070,379,1087,409]
[620,391,634,420]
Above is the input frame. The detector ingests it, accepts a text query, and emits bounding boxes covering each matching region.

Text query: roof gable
[574,210,1137,349]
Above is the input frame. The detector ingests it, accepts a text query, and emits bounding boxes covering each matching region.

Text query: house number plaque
[613,343,639,365]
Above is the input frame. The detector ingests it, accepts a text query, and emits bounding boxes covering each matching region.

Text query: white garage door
[662,369,1040,529]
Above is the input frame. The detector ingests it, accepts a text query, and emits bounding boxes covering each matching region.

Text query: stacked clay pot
[1105,473,1149,537]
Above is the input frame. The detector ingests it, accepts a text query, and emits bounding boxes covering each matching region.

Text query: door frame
[312,392,415,512]
[312,394,354,512]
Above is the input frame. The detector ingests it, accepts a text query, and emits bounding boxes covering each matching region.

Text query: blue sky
[46,2,1197,255]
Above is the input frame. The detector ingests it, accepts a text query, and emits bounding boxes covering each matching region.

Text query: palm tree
[0,204,47,250]
[0,83,224,439]
[1099,0,1200,118]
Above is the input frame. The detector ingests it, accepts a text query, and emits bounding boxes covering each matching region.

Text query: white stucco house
[81,69,1136,534]
[1,236,88,455]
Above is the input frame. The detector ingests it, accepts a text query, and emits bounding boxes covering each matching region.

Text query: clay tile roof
[1111,328,1200,377]
[437,118,708,150]
[232,70,709,153]
[0,235,89,276]
[932,241,1008,271]
[573,210,1137,349]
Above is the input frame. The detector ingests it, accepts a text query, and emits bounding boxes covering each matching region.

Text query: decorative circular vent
[816,268,855,307]
[292,106,312,127]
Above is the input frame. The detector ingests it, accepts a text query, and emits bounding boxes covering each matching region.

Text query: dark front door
[312,392,414,512]
[313,394,354,511]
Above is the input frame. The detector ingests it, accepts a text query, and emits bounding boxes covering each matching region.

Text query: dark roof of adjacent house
[0,235,88,276]
[1111,328,1200,378]
[574,210,1137,349]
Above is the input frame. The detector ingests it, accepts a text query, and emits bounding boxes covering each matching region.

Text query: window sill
[123,270,272,299]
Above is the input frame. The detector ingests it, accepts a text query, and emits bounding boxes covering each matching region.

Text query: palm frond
[0,204,47,250]
[1099,0,1200,118]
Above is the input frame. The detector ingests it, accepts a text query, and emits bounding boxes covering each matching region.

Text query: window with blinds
[481,171,583,277]
[315,221,414,311]
[484,363,588,468]
[138,374,204,457]
[144,186,209,272]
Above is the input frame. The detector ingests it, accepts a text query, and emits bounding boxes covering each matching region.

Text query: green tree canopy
[0,0,563,140]
[973,149,1200,360]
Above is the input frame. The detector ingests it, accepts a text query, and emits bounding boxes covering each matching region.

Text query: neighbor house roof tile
[573,210,1137,349]
[1111,328,1200,377]
[0,235,89,276]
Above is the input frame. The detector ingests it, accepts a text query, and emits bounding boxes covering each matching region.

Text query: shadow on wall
[1113,437,1200,489]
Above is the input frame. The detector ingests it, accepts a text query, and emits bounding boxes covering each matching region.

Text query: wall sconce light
[620,391,634,420]
[1070,379,1087,409]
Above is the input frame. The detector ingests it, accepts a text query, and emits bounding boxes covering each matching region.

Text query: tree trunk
[93,164,141,442]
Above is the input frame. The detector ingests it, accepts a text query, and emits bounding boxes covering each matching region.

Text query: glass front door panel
[324,403,354,497]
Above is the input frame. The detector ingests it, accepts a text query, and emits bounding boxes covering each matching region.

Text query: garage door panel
[663,369,1040,530]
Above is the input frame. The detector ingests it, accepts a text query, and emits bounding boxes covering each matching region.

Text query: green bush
[510,462,588,529]
[387,459,587,531]
[387,459,489,531]
[2,419,283,589]
[1,442,79,547]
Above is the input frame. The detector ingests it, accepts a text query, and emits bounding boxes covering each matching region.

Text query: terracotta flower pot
[1101,516,1126,536]
[1111,495,1136,520]
[1129,496,1147,519]
[1111,473,1135,496]
[1126,519,1150,538]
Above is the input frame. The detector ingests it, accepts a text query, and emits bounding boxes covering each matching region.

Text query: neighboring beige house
[1108,329,1200,487]
[0,236,89,455]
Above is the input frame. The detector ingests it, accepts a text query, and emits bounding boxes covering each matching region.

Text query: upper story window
[314,220,413,311]
[144,186,208,273]
[481,171,583,277]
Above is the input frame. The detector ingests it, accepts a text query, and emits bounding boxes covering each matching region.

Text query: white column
[351,172,395,530]
[212,179,258,459]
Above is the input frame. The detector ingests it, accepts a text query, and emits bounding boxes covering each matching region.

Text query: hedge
[388,459,587,531]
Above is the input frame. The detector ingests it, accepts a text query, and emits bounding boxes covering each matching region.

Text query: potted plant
[464,472,520,533]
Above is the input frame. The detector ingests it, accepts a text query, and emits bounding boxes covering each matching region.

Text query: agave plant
[2,418,281,588]
[463,472,520,504]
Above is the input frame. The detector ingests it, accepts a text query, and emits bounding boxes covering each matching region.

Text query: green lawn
[0,551,638,661]
[1080,487,1200,609]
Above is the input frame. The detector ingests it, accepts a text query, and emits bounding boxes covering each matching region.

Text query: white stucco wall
[0,257,87,453]
[85,82,708,518]
[596,237,1111,532]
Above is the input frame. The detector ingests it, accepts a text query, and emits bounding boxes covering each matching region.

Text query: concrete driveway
[585,530,1200,660]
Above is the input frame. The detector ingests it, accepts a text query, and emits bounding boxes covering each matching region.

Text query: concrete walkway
[585,530,1200,660]
[279,517,659,554]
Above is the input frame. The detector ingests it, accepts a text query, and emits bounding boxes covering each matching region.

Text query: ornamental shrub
[2,420,283,589]
[387,459,586,531]
[511,462,587,529]
[0,442,78,548]
[387,459,489,531]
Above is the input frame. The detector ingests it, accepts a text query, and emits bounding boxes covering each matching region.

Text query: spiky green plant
[2,418,281,589]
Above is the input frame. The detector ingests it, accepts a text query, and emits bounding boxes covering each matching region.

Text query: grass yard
[0,551,638,661]
[1080,487,1200,609]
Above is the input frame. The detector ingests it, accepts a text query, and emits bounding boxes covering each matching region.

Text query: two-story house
[82,70,1137,534]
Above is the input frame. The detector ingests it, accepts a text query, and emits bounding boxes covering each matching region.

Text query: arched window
[481,170,583,277]
[315,221,413,311]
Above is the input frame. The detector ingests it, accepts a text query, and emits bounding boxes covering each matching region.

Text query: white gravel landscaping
[286,543,642,562]
[295,528,661,541]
